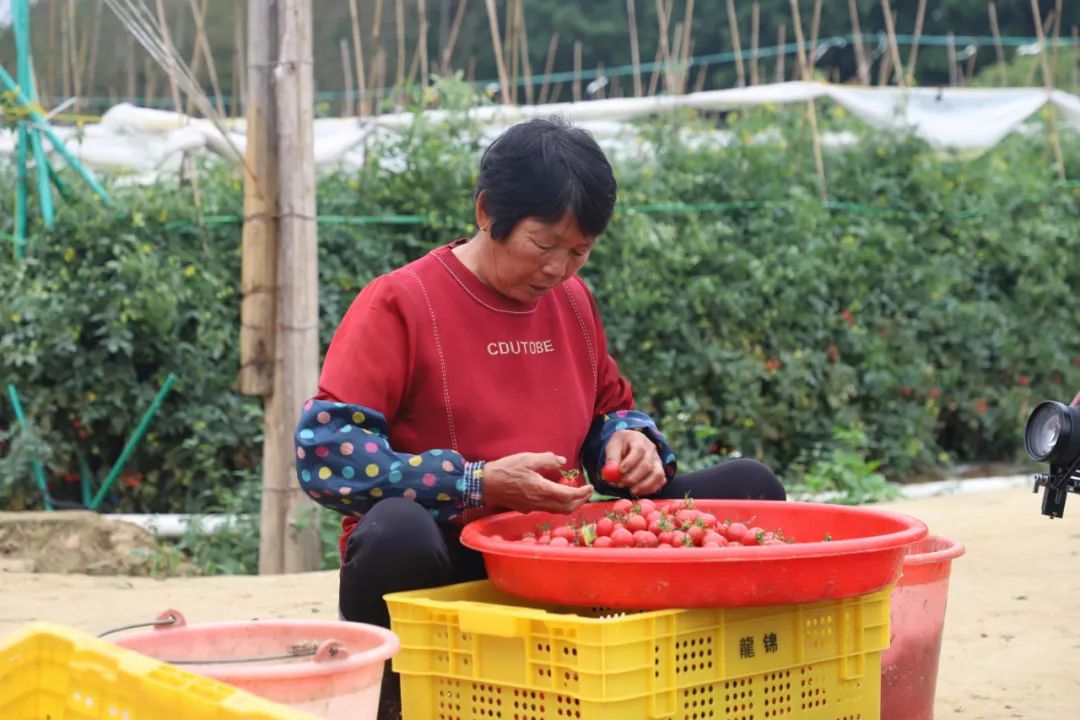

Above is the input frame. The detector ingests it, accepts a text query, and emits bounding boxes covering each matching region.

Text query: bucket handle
[315,639,350,662]
[98,609,187,638]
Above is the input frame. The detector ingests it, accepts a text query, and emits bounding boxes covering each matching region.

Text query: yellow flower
[184,266,197,278]
[10,314,21,323]
[86,392,98,402]
[64,248,76,262]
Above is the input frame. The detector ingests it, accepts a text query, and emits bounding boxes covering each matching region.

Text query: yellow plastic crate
[386,581,890,720]
[0,623,320,720]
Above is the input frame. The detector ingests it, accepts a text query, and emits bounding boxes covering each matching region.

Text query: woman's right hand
[482,452,592,514]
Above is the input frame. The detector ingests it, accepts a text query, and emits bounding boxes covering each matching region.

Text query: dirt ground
[1,486,1078,719]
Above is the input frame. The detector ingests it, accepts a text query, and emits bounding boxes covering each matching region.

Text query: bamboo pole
[46,0,57,105]
[348,0,369,114]
[86,0,105,114]
[573,40,582,102]
[725,0,745,87]
[155,0,184,115]
[502,0,514,81]
[126,35,137,103]
[374,0,384,38]
[808,0,822,70]
[341,39,354,116]
[483,0,512,103]
[964,46,978,86]
[183,0,207,116]
[418,0,431,88]
[1072,26,1079,93]
[750,2,760,85]
[242,0,279,405]
[190,0,227,117]
[881,1,904,87]
[693,61,709,92]
[988,2,1007,86]
[775,24,786,82]
[1029,0,1066,180]
[538,32,559,104]
[627,0,643,97]
[846,0,869,85]
[946,31,958,86]
[1051,0,1063,85]
[144,57,159,107]
[276,0,323,573]
[679,0,696,94]
[789,0,826,200]
[652,0,673,94]
[395,0,406,95]
[906,0,927,82]
[441,0,469,75]
[1024,12,1056,87]
[518,0,534,104]
[466,54,476,84]
[509,0,520,103]
[60,0,72,103]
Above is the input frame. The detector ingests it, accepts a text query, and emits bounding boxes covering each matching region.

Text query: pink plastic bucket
[881,536,965,720]
[112,611,399,719]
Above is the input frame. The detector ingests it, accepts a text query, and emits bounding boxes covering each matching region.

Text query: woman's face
[480,212,595,303]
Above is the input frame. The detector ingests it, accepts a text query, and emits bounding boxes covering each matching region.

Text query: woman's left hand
[604,430,666,497]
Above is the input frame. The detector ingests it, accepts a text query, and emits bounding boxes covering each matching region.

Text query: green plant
[790,427,900,505]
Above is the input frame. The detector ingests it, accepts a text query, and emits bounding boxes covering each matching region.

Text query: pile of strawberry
[502,497,796,548]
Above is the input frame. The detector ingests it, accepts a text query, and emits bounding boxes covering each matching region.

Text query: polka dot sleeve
[294,398,485,522]
[581,409,678,485]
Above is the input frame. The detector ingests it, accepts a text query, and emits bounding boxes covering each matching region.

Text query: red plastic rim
[903,535,966,567]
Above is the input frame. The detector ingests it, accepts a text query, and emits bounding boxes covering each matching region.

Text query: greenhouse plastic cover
[1,81,1077,181]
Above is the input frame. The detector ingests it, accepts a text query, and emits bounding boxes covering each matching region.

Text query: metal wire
[97,613,181,638]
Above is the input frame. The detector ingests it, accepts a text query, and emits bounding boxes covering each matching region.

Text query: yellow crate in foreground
[0,623,319,720]
[386,580,889,720]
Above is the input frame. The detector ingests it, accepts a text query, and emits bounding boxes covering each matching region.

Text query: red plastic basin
[461,500,927,608]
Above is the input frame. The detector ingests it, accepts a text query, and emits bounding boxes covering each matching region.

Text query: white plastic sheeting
[2,82,1078,180]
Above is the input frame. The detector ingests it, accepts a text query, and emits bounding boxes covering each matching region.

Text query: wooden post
[155,0,184,115]
[906,0,927,82]
[277,0,323,573]
[247,0,282,574]
[234,0,247,117]
[60,0,72,103]
[693,61,709,92]
[573,40,583,102]
[483,0,512,103]
[775,24,786,82]
[1051,0,1063,84]
[750,2,760,85]
[946,32,958,86]
[880,1,904,87]
[789,0,826,200]
[145,58,159,107]
[1029,0,1066,180]
[846,0,869,85]
[988,2,1007,86]
[964,46,978,86]
[725,0,745,87]
[518,0,535,104]
[348,0,369,114]
[441,0,469,75]
[538,32,559,104]
[808,0,822,71]
[627,0,643,97]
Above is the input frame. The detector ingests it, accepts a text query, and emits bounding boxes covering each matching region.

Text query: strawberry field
[1,104,1079,522]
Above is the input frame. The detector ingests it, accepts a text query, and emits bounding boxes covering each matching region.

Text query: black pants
[339,458,784,719]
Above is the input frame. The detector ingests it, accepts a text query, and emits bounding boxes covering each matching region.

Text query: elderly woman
[294,116,784,718]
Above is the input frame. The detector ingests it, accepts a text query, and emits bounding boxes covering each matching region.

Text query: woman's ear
[475,191,493,234]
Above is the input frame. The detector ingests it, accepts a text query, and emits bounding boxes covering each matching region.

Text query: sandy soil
[1,486,1078,718]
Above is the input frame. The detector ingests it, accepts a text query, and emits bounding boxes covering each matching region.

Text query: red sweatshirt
[298,240,676,557]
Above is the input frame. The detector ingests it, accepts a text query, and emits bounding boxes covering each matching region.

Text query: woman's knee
[728,459,786,501]
[344,497,444,565]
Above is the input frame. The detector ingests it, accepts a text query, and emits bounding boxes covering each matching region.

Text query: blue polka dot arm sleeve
[582,409,678,485]
[295,399,485,521]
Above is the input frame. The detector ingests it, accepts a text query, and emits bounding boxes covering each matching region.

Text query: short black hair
[475,116,617,241]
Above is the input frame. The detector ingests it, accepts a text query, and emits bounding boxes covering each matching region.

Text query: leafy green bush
[2,104,1079,516]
